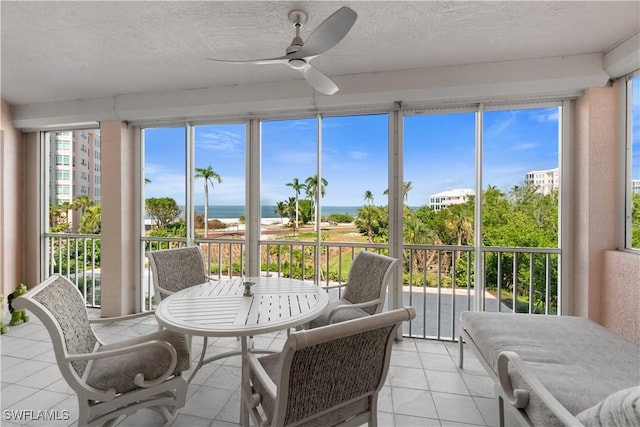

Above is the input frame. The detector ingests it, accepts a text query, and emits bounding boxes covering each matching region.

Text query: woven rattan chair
[306,251,399,329]
[243,306,416,427]
[146,246,214,303]
[147,246,223,381]
[12,275,190,427]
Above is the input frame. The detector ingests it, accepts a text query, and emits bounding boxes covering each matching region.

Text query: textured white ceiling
[1,1,639,109]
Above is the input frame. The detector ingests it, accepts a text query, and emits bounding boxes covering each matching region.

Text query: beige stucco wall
[571,82,640,344]
[601,250,640,343]
[99,121,139,317]
[22,131,41,290]
[571,84,618,321]
[0,99,23,298]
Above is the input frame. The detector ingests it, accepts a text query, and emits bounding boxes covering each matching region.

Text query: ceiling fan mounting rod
[287,10,307,55]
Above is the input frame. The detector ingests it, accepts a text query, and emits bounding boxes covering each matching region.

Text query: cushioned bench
[459,312,640,427]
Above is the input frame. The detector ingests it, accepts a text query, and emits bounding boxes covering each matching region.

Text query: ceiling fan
[208,6,357,95]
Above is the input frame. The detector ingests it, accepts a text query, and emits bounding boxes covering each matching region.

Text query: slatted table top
[155,276,329,337]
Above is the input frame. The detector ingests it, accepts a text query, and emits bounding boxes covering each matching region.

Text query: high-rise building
[49,129,101,206]
[525,168,559,195]
[429,188,474,211]
[632,179,640,195]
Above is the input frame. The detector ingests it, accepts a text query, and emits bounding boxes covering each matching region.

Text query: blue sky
[144,106,566,207]
[633,75,640,181]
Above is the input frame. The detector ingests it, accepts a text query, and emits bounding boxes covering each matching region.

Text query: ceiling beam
[12,53,609,130]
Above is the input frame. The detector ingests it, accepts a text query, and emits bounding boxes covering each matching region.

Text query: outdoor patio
[0,310,517,427]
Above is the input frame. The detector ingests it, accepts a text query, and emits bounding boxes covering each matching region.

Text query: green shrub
[325,213,354,223]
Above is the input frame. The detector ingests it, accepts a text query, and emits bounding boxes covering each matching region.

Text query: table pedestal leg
[240,336,249,427]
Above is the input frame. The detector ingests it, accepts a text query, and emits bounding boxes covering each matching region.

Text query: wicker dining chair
[147,246,227,381]
[146,246,215,303]
[243,306,416,427]
[306,250,399,329]
[12,275,190,426]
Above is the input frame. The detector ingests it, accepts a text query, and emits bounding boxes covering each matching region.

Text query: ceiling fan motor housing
[288,58,307,69]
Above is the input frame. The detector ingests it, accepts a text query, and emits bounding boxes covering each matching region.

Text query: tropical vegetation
[50,169,640,314]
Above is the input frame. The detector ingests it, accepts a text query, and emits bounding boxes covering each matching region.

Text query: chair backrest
[147,246,208,302]
[342,251,398,314]
[12,275,98,380]
[272,307,416,426]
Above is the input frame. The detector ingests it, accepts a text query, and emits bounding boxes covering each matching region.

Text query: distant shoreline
[191,205,361,220]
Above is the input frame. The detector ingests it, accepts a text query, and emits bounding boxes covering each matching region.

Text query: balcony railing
[46,234,560,341]
[45,233,102,307]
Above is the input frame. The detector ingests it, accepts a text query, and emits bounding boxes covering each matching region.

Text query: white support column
[186,123,195,246]
[100,121,139,316]
[315,114,322,285]
[388,105,404,339]
[474,105,484,312]
[245,119,261,277]
[559,100,572,316]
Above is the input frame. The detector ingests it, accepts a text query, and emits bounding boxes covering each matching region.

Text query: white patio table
[155,276,329,426]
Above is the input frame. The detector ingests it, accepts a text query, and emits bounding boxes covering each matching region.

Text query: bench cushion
[576,386,640,426]
[461,312,640,426]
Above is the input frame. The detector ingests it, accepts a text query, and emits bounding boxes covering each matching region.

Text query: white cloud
[348,150,369,160]
[143,164,186,202]
[529,110,559,123]
[196,129,243,153]
[512,142,538,151]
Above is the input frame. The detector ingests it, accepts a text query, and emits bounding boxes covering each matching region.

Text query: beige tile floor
[1,311,509,427]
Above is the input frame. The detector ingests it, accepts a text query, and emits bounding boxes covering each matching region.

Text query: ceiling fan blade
[206,55,290,65]
[295,7,357,58]
[301,64,339,95]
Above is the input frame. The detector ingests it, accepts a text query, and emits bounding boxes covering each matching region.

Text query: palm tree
[274,201,288,225]
[404,214,433,275]
[359,205,380,243]
[72,195,94,214]
[59,201,72,228]
[305,175,328,199]
[285,197,297,223]
[71,195,95,233]
[195,166,222,238]
[305,175,328,223]
[403,181,413,202]
[286,178,306,232]
[79,205,102,234]
[383,180,413,202]
[363,190,374,206]
[49,203,63,228]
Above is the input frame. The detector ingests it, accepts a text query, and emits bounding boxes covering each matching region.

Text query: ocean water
[193,205,360,219]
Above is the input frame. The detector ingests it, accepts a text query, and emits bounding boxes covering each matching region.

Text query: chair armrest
[68,339,179,388]
[319,283,347,291]
[246,353,277,400]
[497,351,584,426]
[327,299,382,324]
[89,310,155,324]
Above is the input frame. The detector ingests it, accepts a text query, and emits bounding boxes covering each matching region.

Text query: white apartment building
[525,167,559,195]
[429,188,474,211]
[49,129,102,207]
[632,179,640,195]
